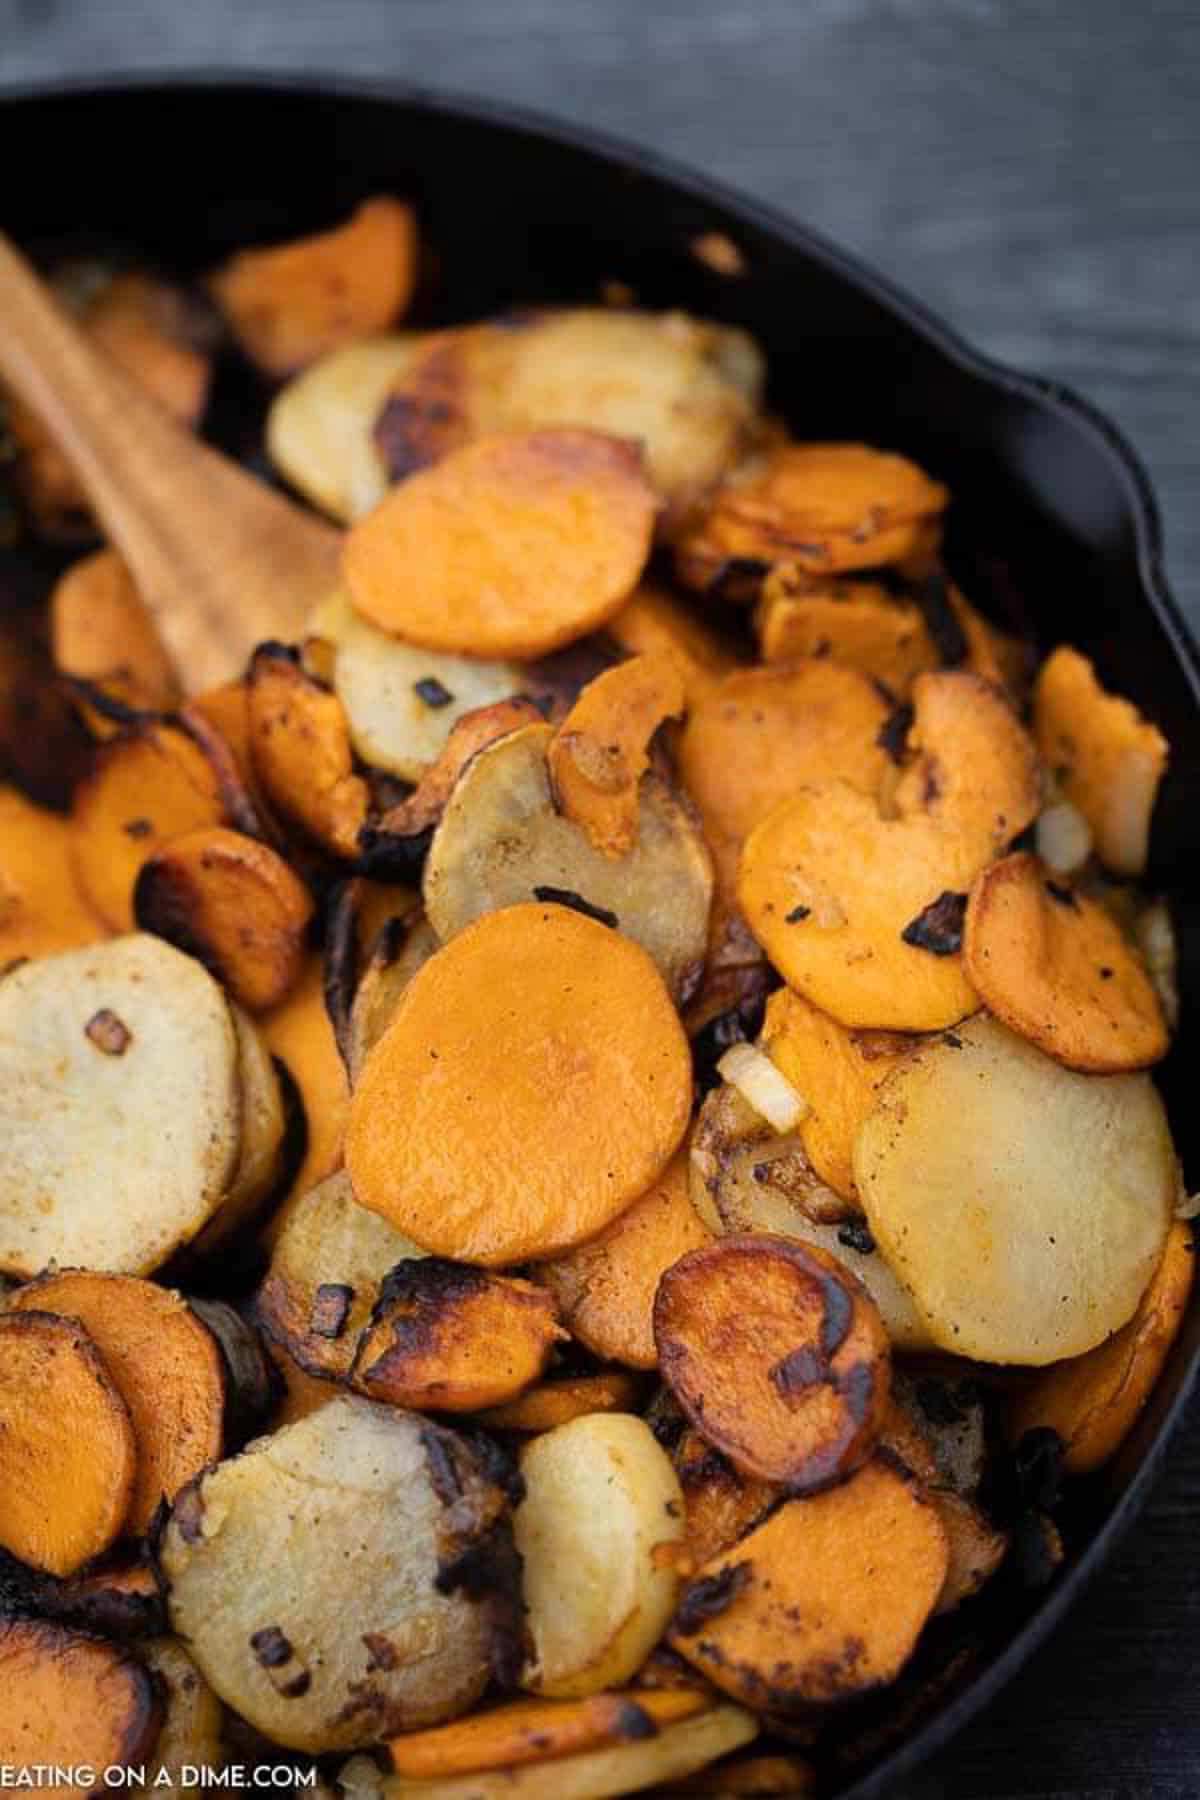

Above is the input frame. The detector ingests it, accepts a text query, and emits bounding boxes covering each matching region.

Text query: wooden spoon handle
[0,233,340,691]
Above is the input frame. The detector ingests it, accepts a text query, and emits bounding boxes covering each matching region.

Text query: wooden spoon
[0,233,341,693]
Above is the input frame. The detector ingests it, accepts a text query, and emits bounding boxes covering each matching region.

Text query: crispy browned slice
[343,915,439,1082]
[675,442,949,590]
[7,1554,165,1641]
[963,851,1168,1072]
[547,652,685,858]
[878,1400,1008,1614]
[351,1259,565,1411]
[654,1233,891,1488]
[473,1372,643,1433]
[388,1689,709,1780]
[0,1312,136,1576]
[51,547,179,713]
[0,1616,164,1794]
[608,581,741,703]
[134,824,314,1012]
[10,1273,225,1536]
[538,1150,712,1369]
[670,1423,782,1567]
[364,696,544,852]
[687,1069,851,1238]
[0,785,105,965]
[668,1458,948,1710]
[209,197,418,377]
[756,570,940,691]
[344,429,657,659]
[71,720,226,930]
[143,1637,226,1789]
[247,643,369,860]
[1010,1221,1195,1473]
[671,1753,815,1796]
[261,952,350,1208]
[1034,646,1168,876]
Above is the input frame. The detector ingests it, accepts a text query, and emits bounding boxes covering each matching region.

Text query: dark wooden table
[3,3,1199,1794]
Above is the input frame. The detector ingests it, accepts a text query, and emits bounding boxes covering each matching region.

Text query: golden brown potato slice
[344,430,658,659]
[0,1617,163,1794]
[668,1458,948,1710]
[655,1234,891,1487]
[472,1372,643,1434]
[548,653,685,858]
[538,1150,712,1369]
[0,935,241,1276]
[143,1637,226,1790]
[0,1311,136,1576]
[0,784,105,965]
[1034,646,1168,876]
[372,307,764,527]
[344,915,440,1083]
[161,1396,519,1752]
[247,643,369,860]
[854,1014,1177,1362]
[261,951,350,1208]
[1010,1220,1195,1473]
[51,547,179,713]
[608,581,741,703]
[365,698,545,855]
[351,1259,565,1411]
[755,569,939,690]
[6,1554,166,1641]
[423,720,712,1005]
[209,197,418,377]
[963,851,1168,1071]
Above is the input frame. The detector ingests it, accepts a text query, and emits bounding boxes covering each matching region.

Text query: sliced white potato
[424,721,712,1004]
[310,592,524,783]
[346,916,440,1083]
[142,1637,225,1790]
[267,334,428,521]
[515,1413,685,1698]
[160,1395,518,1753]
[854,1014,1176,1364]
[184,1004,287,1259]
[0,935,241,1276]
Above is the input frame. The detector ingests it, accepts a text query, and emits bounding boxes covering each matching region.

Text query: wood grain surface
[3,3,1199,1795]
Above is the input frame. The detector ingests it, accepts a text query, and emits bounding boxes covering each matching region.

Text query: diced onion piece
[1035,801,1092,874]
[716,1042,808,1134]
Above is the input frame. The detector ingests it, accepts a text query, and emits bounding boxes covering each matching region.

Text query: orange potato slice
[388,1689,710,1780]
[346,902,692,1264]
[756,570,939,691]
[670,1422,782,1566]
[0,1616,163,1795]
[963,851,1168,1072]
[608,580,741,703]
[473,1371,643,1434]
[548,651,685,858]
[654,1233,891,1487]
[0,785,105,964]
[51,547,179,713]
[344,429,658,659]
[247,643,369,860]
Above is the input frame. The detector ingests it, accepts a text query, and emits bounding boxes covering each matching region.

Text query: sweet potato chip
[344,429,658,659]
[1034,645,1168,876]
[675,442,949,591]
[548,651,685,858]
[538,1150,712,1369]
[0,1311,136,1575]
[668,1458,947,1710]
[9,1555,166,1642]
[963,851,1168,1072]
[473,1371,643,1433]
[388,1689,709,1780]
[1010,1221,1195,1473]
[262,951,350,1206]
[756,570,940,691]
[209,197,418,378]
[0,785,104,964]
[134,824,314,1012]
[346,903,692,1264]
[51,547,179,713]
[654,1233,891,1487]
[608,581,741,703]
[247,643,369,860]
[670,1423,781,1567]
[0,1616,163,1793]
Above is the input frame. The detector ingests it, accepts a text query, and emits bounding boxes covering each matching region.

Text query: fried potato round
[0,1312,136,1577]
[963,851,1168,1072]
[655,1233,891,1488]
[548,652,685,858]
[0,1616,163,1793]
[669,1423,782,1567]
[247,643,369,860]
[344,429,657,659]
[608,581,741,704]
[51,547,179,714]
[687,1080,848,1237]
[344,916,440,1083]
[346,903,692,1264]
[755,570,939,691]
[0,786,105,965]
[669,1458,947,1710]
[388,1689,709,1780]
[853,1014,1177,1363]
[893,671,1042,851]
[472,1372,643,1434]
[538,1150,712,1369]
[143,1637,226,1790]
[10,1273,225,1536]
[365,698,544,855]
[1010,1221,1195,1474]
[1034,645,1168,876]
[675,441,949,590]
[351,1258,565,1411]
[423,720,712,1005]
[261,951,350,1207]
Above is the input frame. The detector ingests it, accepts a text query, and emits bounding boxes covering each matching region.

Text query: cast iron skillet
[2,73,1198,1800]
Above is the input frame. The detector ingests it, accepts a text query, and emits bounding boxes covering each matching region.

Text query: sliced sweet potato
[143,1636,226,1790]
[5,1554,166,1641]
[547,652,685,858]
[134,823,314,1011]
[892,671,1042,852]
[0,1616,163,1793]
[71,720,226,930]
[0,935,241,1276]
[1034,646,1168,876]
[538,1151,712,1369]
[655,1234,890,1488]
[9,1273,225,1535]
[0,1311,136,1575]
[608,580,741,703]
[675,442,949,591]
[261,951,350,1206]
[247,642,369,859]
[670,1753,815,1796]
[267,1341,342,1428]
[0,784,105,964]
[1010,1221,1195,1473]
[347,902,692,1264]
[933,1492,1010,1614]
[209,197,419,378]
[668,1457,948,1709]
[853,1014,1177,1362]
[423,720,712,1005]
[670,1423,782,1567]
[366,696,544,852]
[371,307,764,527]
[51,546,179,712]
[759,988,915,1201]
[473,1372,643,1433]
[344,429,658,659]
[756,570,939,691]
[389,1689,708,1780]
[351,1259,565,1411]
[963,851,1168,1072]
